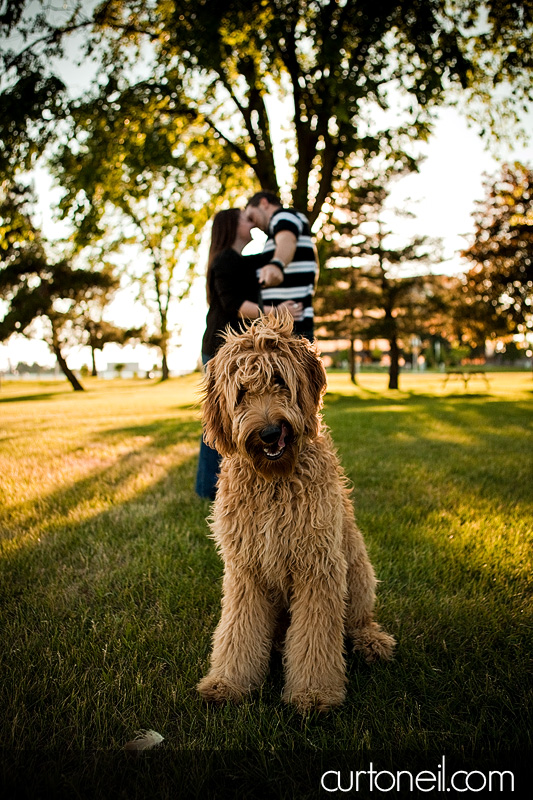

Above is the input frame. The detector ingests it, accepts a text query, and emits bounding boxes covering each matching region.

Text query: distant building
[102,362,141,379]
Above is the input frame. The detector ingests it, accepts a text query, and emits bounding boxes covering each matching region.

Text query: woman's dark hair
[206,208,241,305]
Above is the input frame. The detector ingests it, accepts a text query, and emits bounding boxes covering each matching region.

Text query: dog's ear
[298,343,327,437]
[202,358,234,456]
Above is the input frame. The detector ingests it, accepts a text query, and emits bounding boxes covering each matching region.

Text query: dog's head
[202,309,327,477]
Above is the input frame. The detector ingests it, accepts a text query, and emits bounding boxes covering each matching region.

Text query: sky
[1,13,531,375]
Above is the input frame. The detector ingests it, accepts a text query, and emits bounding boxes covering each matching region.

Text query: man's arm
[259,230,298,287]
[272,229,298,267]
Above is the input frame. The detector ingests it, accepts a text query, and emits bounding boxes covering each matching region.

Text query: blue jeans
[195,354,222,500]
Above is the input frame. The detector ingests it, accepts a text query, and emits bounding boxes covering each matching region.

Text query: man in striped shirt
[245,191,319,340]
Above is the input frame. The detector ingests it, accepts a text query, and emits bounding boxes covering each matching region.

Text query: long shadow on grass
[0,404,531,774]
[322,391,532,759]
[0,437,226,764]
[0,391,67,404]
[96,418,201,448]
[0,414,222,738]
[324,391,533,509]
[0,417,203,546]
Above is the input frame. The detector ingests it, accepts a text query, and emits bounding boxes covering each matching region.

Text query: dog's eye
[273,374,287,389]
[236,387,247,405]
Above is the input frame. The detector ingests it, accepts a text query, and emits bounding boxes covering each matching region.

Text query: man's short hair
[246,191,282,208]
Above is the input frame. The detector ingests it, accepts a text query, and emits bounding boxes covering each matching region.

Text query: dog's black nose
[259,424,282,445]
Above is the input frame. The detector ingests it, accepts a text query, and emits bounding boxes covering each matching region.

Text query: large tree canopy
[2,2,532,384]
[0,183,117,390]
[47,69,256,378]
[2,0,533,221]
[460,161,533,345]
[316,165,443,388]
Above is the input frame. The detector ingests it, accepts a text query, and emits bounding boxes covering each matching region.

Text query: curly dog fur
[197,311,395,712]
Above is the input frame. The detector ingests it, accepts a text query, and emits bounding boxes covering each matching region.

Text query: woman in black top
[196,208,302,498]
[202,209,266,358]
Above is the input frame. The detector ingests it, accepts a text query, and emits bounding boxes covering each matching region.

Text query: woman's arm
[238,300,262,319]
[212,255,248,316]
[238,300,303,319]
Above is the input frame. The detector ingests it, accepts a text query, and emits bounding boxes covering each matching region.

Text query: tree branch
[279,19,315,204]
[309,136,337,225]
[2,13,160,75]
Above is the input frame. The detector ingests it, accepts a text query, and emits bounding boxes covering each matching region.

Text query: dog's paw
[352,624,396,663]
[197,674,248,704]
[283,687,346,714]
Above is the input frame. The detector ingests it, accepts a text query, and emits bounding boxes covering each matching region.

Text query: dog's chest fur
[210,435,348,590]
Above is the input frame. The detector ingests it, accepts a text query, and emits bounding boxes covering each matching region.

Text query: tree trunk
[161,349,169,382]
[349,337,357,384]
[388,335,400,390]
[153,271,170,382]
[91,345,98,377]
[53,344,84,391]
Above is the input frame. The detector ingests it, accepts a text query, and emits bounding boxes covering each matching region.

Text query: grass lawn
[1,371,532,797]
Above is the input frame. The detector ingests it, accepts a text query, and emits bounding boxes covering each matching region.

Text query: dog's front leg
[197,564,276,704]
[282,564,347,713]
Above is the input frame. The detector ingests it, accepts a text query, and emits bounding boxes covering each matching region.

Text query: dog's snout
[259,424,282,445]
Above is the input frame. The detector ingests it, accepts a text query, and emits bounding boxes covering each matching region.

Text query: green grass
[0,372,532,797]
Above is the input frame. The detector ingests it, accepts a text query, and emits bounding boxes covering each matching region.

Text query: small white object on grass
[124,729,164,752]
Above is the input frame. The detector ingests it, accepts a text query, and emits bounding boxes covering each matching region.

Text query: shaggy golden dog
[197,312,395,712]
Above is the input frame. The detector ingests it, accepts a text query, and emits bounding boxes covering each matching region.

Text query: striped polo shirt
[258,207,318,334]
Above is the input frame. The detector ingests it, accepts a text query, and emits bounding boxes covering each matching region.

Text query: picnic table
[443,369,490,389]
